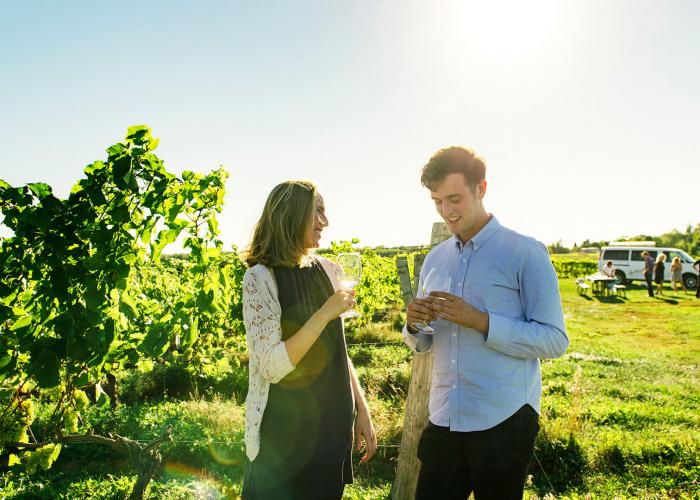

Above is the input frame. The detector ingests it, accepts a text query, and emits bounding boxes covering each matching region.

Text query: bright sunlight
[457,0,561,60]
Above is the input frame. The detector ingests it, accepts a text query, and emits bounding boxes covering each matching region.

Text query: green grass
[2,280,699,499]
[530,280,700,498]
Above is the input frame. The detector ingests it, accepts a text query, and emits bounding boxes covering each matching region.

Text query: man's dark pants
[415,404,539,500]
[644,271,654,297]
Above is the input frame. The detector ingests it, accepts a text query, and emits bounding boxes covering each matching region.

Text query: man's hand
[354,407,377,464]
[406,298,437,328]
[428,291,489,335]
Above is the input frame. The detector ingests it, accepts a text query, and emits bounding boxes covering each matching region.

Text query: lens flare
[162,461,236,498]
[208,441,246,466]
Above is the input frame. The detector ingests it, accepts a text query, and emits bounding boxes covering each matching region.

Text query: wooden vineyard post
[392,222,450,500]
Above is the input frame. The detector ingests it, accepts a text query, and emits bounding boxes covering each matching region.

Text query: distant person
[241,180,376,500]
[654,253,666,296]
[602,260,616,278]
[694,258,700,299]
[670,257,686,293]
[403,147,569,499]
[642,251,655,297]
[602,260,616,293]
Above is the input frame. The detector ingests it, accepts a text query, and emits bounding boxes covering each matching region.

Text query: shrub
[119,360,249,405]
[552,260,598,278]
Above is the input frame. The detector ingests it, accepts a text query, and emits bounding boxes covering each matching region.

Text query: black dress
[654,261,665,285]
[242,258,354,500]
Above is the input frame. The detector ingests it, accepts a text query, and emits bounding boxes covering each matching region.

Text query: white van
[598,242,698,289]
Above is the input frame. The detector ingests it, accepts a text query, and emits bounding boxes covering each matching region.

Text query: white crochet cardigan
[242,257,343,461]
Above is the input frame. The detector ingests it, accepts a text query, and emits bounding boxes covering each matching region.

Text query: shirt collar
[452,215,500,252]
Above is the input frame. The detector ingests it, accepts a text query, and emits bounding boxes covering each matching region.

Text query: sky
[1,0,699,251]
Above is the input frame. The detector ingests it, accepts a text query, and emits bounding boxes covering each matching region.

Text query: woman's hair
[656,253,666,263]
[244,180,318,268]
[672,256,681,268]
[606,261,613,266]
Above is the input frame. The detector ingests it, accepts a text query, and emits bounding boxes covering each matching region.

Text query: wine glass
[336,252,362,319]
[410,267,452,334]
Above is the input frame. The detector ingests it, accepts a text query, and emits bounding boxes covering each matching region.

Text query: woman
[654,253,666,296]
[670,256,686,293]
[241,180,376,500]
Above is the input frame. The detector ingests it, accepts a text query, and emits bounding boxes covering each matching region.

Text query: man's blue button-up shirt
[403,216,568,431]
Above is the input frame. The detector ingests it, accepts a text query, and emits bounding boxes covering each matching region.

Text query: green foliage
[621,223,700,257]
[552,259,598,278]
[356,361,410,400]
[551,252,599,262]
[369,245,426,258]
[128,249,247,378]
[1,473,140,499]
[0,125,228,472]
[548,239,572,254]
[576,238,610,250]
[79,399,246,469]
[0,468,239,499]
[328,238,360,253]
[324,240,404,329]
[119,356,248,405]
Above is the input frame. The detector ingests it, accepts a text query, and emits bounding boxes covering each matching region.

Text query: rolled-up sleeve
[243,268,295,383]
[486,242,569,359]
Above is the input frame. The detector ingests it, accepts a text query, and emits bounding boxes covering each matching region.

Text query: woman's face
[304,193,328,249]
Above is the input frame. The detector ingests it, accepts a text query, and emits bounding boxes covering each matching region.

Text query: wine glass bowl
[411,267,452,334]
[336,252,362,318]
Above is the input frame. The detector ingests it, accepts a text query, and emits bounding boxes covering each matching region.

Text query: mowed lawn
[526,280,700,498]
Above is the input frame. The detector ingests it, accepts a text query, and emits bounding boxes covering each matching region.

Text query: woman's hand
[354,406,377,464]
[318,289,356,322]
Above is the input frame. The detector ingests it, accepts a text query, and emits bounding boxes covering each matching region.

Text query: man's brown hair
[421,146,486,191]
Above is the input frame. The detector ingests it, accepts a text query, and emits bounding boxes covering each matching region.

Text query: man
[403,147,569,499]
[642,250,655,297]
[694,257,700,299]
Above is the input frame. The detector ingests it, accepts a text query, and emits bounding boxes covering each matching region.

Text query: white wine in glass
[410,267,452,334]
[336,252,362,319]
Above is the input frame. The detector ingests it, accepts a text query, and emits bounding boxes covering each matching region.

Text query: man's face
[430,172,487,242]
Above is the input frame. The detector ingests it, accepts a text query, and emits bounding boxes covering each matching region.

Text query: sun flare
[458,0,560,60]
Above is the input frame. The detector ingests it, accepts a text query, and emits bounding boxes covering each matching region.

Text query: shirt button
[452,385,456,389]
[462,258,466,263]
[451,359,456,363]
[458,283,462,288]
[452,332,456,337]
